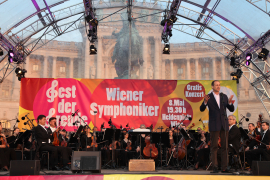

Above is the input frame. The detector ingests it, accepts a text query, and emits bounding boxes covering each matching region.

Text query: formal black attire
[246,129,270,167]
[200,92,234,170]
[80,133,95,151]
[0,141,16,168]
[35,125,70,168]
[119,138,133,167]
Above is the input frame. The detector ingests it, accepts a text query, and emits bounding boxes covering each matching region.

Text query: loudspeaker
[71,151,101,173]
[10,160,40,176]
[252,161,270,175]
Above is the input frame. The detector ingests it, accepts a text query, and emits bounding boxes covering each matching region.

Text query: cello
[143,125,158,159]
[173,123,195,160]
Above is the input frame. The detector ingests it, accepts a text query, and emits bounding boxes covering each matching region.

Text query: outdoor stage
[0,169,269,179]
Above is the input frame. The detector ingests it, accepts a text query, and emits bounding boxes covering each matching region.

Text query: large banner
[19,78,238,131]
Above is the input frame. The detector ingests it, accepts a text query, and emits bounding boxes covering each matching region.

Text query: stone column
[97,36,103,79]
[221,57,225,80]
[162,60,166,79]
[212,58,216,80]
[195,58,199,80]
[70,58,74,78]
[154,37,160,79]
[170,59,174,79]
[84,41,90,78]
[105,62,109,78]
[52,57,56,78]
[186,59,190,80]
[43,55,48,78]
[143,37,148,79]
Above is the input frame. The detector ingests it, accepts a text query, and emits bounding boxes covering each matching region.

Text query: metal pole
[128,0,132,79]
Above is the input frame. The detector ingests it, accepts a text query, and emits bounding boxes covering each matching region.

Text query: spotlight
[8,49,14,57]
[0,48,3,56]
[230,57,235,66]
[230,69,243,84]
[246,53,252,61]
[258,48,269,60]
[85,14,98,26]
[90,45,97,55]
[163,44,170,54]
[15,67,27,81]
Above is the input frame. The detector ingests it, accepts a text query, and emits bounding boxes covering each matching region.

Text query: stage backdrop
[18,78,238,132]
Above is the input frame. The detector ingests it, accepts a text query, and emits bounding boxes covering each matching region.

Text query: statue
[111,13,143,79]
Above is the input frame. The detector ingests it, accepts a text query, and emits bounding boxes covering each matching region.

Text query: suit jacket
[34,125,53,148]
[258,129,270,149]
[200,92,234,132]
[228,125,241,154]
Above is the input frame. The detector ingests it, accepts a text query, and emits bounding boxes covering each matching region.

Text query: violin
[91,135,98,148]
[0,133,9,148]
[52,127,61,146]
[126,141,132,151]
[60,134,68,147]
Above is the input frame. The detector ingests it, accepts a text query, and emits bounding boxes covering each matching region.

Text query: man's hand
[228,95,234,104]
[55,128,59,133]
[245,147,250,151]
[204,94,210,104]
[136,146,140,152]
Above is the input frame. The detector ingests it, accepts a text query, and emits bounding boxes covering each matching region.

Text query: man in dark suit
[34,115,70,170]
[228,115,241,155]
[200,80,234,173]
[246,121,270,168]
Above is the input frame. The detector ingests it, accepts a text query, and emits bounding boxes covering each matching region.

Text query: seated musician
[7,127,22,150]
[35,115,70,170]
[0,122,16,171]
[135,124,147,154]
[182,124,196,160]
[120,133,133,168]
[194,130,210,170]
[80,126,94,151]
[217,115,241,169]
[255,120,262,134]
[245,121,270,169]
[245,123,260,151]
[167,129,177,166]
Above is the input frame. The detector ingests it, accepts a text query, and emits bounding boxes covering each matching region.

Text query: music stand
[73,125,84,151]
[180,128,192,169]
[15,130,32,160]
[239,127,249,171]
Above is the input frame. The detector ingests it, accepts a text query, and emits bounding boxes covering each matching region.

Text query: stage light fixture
[85,14,98,26]
[230,69,243,84]
[246,53,252,61]
[258,48,269,60]
[163,44,170,54]
[8,49,14,57]
[90,44,97,55]
[230,57,235,66]
[15,67,27,81]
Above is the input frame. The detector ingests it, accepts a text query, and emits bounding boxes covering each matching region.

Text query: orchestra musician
[217,115,241,169]
[0,122,16,171]
[200,80,234,173]
[80,126,94,151]
[120,133,133,168]
[34,115,71,170]
[245,121,270,169]
[135,124,147,155]
[245,123,260,151]
[7,127,22,149]
[194,130,210,170]
[255,120,262,135]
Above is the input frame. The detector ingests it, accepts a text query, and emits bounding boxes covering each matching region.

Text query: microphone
[72,109,79,117]
[126,123,129,127]
[73,121,79,125]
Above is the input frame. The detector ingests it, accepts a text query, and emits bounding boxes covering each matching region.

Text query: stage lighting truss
[230,69,243,84]
[83,0,98,44]
[161,0,182,44]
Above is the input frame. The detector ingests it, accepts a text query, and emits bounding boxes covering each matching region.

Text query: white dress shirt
[39,124,51,143]
[213,93,220,109]
[49,126,56,133]
[229,124,235,131]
